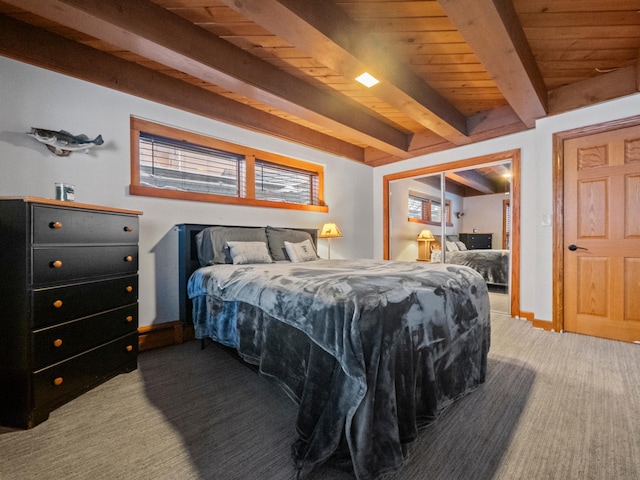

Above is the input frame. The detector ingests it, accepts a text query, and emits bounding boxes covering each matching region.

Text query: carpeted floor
[2,312,639,480]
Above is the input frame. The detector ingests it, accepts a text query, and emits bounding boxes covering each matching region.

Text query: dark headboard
[176,224,318,324]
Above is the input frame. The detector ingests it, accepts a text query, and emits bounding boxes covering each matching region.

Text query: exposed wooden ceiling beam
[365,106,526,167]
[439,0,548,128]
[446,170,498,194]
[220,0,471,144]
[4,0,411,157]
[548,65,638,115]
[0,14,365,163]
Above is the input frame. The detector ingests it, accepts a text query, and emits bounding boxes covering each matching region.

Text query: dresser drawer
[32,332,138,409]
[33,275,138,328]
[459,233,493,249]
[33,206,139,244]
[32,304,138,369]
[33,245,138,285]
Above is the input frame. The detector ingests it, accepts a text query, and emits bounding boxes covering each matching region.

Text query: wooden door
[563,125,640,343]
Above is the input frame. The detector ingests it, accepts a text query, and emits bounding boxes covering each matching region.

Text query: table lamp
[417,229,434,261]
[318,223,342,259]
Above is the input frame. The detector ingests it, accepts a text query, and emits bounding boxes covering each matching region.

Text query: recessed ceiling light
[355,72,379,88]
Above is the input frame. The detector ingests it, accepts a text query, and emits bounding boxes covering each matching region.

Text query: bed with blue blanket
[431,249,509,286]
[177,224,491,480]
[431,236,509,287]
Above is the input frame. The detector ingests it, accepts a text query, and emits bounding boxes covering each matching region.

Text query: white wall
[461,193,506,249]
[0,57,374,328]
[374,92,640,322]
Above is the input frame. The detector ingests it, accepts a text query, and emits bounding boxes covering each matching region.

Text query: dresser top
[0,197,143,215]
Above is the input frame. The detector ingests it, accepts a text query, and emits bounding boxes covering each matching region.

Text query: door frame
[383,148,520,318]
[552,114,640,333]
[502,198,510,250]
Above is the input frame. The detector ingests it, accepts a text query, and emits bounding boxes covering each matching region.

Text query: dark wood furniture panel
[458,233,493,250]
[32,275,138,328]
[33,205,138,244]
[32,304,138,369]
[0,197,142,429]
[32,245,138,285]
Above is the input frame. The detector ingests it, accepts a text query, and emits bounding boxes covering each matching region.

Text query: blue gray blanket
[432,249,509,286]
[188,259,491,479]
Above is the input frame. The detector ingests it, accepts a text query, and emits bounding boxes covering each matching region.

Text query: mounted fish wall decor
[26,128,104,156]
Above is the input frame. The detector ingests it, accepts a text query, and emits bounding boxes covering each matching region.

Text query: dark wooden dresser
[0,197,142,428]
[458,233,493,250]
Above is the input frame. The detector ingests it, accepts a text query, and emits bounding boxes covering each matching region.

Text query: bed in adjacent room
[431,235,509,287]
[177,224,491,480]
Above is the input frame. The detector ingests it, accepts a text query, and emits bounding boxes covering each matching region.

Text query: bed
[431,236,509,287]
[177,224,491,480]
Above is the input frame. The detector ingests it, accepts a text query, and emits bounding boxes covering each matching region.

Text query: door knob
[568,244,587,251]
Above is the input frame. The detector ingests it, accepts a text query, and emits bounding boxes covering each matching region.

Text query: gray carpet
[2,313,640,480]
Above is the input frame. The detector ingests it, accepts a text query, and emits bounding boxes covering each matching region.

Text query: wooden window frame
[408,195,453,227]
[129,117,328,212]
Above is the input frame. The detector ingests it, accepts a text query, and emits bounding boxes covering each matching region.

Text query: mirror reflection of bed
[388,161,512,315]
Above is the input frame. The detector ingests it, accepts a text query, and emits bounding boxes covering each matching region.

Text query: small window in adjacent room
[129,117,327,212]
[408,194,452,226]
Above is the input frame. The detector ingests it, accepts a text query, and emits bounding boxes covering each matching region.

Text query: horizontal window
[408,194,452,226]
[130,118,327,212]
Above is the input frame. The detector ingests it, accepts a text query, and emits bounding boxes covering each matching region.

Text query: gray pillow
[225,241,272,264]
[196,226,268,266]
[266,226,315,261]
[445,241,459,252]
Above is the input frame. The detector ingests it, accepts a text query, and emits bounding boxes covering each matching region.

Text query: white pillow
[455,241,467,251]
[445,241,459,252]
[225,241,273,265]
[284,239,318,262]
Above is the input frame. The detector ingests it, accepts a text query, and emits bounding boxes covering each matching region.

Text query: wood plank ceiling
[0,0,638,167]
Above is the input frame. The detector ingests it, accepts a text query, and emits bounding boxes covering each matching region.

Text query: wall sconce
[318,223,342,259]
[416,229,434,262]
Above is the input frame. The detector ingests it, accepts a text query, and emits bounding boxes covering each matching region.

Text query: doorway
[383,149,520,318]
[553,116,640,342]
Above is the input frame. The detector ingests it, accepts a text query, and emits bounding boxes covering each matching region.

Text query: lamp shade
[318,223,342,238]
[417,229,434,240]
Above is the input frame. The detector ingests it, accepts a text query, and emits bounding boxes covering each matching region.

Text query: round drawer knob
[124,255,133,262]
[124,226,133,232]
[53,377,64,386]
[50,221,62,229]
[52,260,63,268]
[53,300,63,308]
[126,345,133,352]
[126,285,133,293]
[53,338,63,348]
[126,315,134,322]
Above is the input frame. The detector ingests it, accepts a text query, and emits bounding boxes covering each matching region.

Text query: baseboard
[519,310,554,331]
[137,321,195,352]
